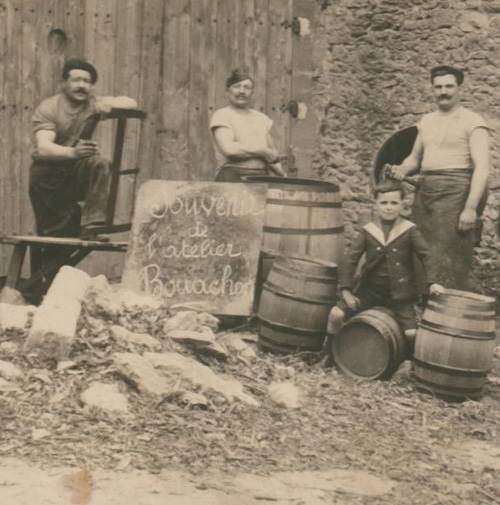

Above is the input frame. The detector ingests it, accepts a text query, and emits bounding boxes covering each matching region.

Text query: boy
[328,180,443,341]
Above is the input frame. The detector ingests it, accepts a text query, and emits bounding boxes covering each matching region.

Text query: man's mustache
[75,89,88,94]
[439,95,451,99]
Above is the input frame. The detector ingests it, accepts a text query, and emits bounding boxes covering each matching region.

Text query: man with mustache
[210,69,285,182]
[29,59,137,241]
[387,65,489,290]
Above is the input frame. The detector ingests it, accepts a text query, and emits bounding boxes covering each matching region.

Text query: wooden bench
[0,235,127,299]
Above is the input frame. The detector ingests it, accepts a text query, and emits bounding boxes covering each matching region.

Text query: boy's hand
[341,289,360,310]
[429,283,445,296]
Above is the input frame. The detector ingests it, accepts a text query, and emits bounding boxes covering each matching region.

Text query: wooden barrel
[252,248,276,313]
[414,289,496,400]
[244,176,344,264]
[331,307,408,380]
[257,254,337,353]
[414,289,495,399]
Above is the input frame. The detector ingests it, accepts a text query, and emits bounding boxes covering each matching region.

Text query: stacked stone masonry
[312,0,500,295]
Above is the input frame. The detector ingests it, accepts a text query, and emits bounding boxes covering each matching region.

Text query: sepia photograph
[1,0,500,503]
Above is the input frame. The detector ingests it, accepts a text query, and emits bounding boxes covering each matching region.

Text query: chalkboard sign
[122,180,268,315]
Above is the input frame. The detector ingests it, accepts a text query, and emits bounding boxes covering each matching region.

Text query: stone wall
[312,0,500,295]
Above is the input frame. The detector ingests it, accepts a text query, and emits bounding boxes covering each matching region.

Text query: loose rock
[110,325,162,351]
[0,303,36,332]
[114,353,174,397]
[81,382,130,415]
[144,352,258,406]
[268,382,301,409]
[0,360,23,380]
[163,310,219,334]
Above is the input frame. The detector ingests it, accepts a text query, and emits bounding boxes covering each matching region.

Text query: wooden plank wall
[0,0,317,280]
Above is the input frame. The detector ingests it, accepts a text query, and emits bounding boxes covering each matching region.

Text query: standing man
[210,69,286,182]
[387,65,489,290]
[29,58,138,240]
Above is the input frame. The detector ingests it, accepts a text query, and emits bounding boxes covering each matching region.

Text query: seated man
[29,58,138,240]
[210,69,285,182]
[328,180,443,344]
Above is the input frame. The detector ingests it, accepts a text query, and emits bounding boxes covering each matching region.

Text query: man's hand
[384,163,406,181]
[74,140,98,159]
[270,162,286,177]
[458,206,477,232]
[341,289,360,311]
[429,283,445,296]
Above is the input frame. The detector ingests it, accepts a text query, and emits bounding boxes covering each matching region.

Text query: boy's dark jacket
[339,217,437,301]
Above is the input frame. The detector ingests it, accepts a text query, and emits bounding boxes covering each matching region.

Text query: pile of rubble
[0,266,301,418]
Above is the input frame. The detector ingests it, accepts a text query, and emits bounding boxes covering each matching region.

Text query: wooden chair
[0,108,147,301]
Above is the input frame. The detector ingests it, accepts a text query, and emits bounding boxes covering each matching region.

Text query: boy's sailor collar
[363,217,415,246]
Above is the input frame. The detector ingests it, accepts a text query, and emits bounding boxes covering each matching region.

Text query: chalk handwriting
[149,193,265,219]
[147,233,242,260]
[140,264,254,299]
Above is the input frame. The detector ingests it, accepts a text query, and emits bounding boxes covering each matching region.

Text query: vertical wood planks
[0,0,9,272]
[290,0,318,178]
[267,0,293,154]
[136,0,163,182]
[214,0,236,110]
[189,0,217,181]
[252,0,269,113]
[4,0,23,245]
[158,0,191,181]
[20,0,39,243]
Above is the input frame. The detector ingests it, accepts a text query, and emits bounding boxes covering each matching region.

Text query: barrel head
[332,321,391,380]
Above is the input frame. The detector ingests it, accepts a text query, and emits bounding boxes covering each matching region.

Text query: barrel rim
[435,288,496,306]
[243,175,340,192]
[332,307,406,380]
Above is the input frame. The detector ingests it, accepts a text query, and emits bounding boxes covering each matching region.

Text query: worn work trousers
[411,169,487,291]
[29,155,111,238]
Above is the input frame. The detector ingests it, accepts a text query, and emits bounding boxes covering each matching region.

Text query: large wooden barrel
[331,307,408,380]
[244,176,344,264]
[257,254,337,353]
[414,289,497,400]
[253,248,276,313]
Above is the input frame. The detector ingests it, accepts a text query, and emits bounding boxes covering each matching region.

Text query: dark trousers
[29,155,111,238]
[411,169,487,291]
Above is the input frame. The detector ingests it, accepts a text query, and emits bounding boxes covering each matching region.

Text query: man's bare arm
[387,130,424,180]
[266,132,285,176]
[212,126,277,161]
[458,127,489,231]
[35,130,97,161]
[97,96,138,113]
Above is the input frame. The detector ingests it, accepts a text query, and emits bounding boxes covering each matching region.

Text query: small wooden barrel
[414,289,496,400]
[331,307,408,380]
[257,254,337,353]
[244,176,344,265]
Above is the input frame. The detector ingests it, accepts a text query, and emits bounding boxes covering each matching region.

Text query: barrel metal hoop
[263,225,344,236]
[266,198,342,208]
[426,302,496,321]
[258,317,327,337]
[271,264,338,284]
[415,376,484,396]
[419,320,496,340]
[263,282,337,306]
[413,357,489,378]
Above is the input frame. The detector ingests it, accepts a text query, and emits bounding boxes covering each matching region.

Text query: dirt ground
[2,297,500,504]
